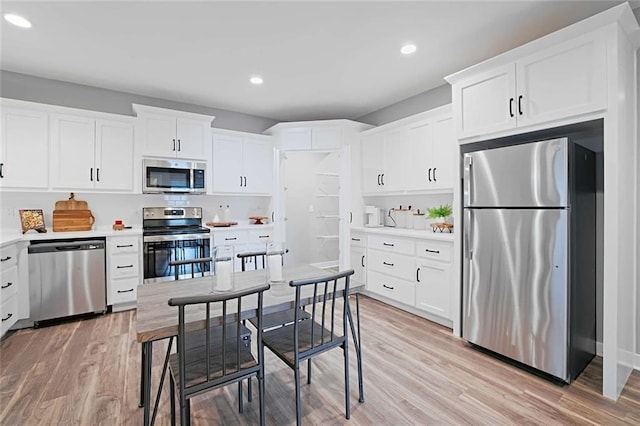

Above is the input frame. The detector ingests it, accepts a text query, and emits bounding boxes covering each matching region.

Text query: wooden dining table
[136,264,365,426]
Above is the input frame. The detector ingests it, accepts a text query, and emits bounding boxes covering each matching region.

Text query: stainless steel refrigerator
[462,137,596,383]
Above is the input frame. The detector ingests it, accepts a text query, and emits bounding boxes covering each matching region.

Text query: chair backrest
[291,269,354,358]
[237,249,290,272]
[168,284,270,397]
[169,257,212,281]
[237,251,266,271]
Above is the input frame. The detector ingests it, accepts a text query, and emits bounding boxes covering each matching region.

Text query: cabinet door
[50,114,96,189]
[95,120,134,191]
[176,118,207,159]
[244,138,273,194]
[280,127,312,151]
[516,29,606,127]
[350,246,366,286]
[382,127,409,191]
[312,126,342,150]
[144,115,176,157]
[454,63,516,140]
[430,116,455,189]
[0,107,49,189]
[361,132,384,194]
[415,260,450,318]
[212,134,244,192]
[407,121,432,191]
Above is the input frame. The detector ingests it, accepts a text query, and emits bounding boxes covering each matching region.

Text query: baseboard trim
[595,341,640,371]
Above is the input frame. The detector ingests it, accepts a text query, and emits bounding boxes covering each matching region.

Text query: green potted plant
[427,204,453,232]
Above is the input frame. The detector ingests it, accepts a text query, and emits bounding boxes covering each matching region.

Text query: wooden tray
[205,222,238,227]
[55,192,88,210]
[53,209,95,232]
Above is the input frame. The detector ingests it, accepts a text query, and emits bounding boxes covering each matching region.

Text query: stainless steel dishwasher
[28,238,107,324]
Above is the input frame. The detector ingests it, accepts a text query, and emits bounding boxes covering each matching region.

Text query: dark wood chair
[169,257,212,281]
[261,269,354,425]
[237,249,311,331]
[167,284,270,426]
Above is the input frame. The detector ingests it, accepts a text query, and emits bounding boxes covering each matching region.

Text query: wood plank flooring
[1,296,639,425]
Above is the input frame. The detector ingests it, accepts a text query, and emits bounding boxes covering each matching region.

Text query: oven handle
[143,233,211,243]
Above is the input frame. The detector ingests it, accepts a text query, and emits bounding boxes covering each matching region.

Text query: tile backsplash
[0,192,272,233]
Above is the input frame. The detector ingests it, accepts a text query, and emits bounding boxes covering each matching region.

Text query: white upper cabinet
[361,132,385,194]
[265,121,370,152]
[362,104,454,194]
[50,114,134,191]
[0,106,49,189]
[133,104,214,160]
[451,29,607,140]
[95,120,135,191]
[212,131,273,195]
[50,114,96,190]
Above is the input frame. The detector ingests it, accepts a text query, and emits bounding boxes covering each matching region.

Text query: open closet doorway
[277,149,348,271]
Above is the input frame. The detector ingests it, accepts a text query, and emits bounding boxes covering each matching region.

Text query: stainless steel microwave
[142,159,207,194]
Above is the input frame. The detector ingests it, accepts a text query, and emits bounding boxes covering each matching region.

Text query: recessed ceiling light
[401,44,417,55]
[3,13,32,28]
[250,76,263,85]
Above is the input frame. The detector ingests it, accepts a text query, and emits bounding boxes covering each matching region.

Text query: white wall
[0,192,271,233]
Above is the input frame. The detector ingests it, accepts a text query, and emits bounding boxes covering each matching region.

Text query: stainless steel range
[143,207,211,283]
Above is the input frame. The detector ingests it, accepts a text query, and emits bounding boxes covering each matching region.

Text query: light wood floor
[1,296,639,425]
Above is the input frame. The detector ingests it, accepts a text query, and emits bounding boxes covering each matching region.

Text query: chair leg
[294,364,302,426]
[170,375,176,426]
[248,377,253,402]
[344,343,351,420]
[238,381,244,413]
[180,398,190,426]
[258,371,265,426]
[307,359,312,384]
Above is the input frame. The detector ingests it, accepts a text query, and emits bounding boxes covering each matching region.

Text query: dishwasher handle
[29,239,105,254]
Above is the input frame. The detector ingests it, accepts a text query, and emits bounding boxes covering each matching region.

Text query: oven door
[143,234,211,283]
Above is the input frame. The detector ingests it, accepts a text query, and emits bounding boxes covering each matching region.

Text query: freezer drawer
[463,138,568,208]
[462,208,569,380]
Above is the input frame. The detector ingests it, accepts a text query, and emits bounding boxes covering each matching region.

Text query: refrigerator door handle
[463,155,473,206]
[464,209,473,260]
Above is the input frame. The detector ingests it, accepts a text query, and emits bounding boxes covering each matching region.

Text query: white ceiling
[1,1,638,121]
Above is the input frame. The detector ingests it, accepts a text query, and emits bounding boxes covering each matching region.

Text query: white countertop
[351,226,455,241]
[205,222,274,233]
[0,227,143,247]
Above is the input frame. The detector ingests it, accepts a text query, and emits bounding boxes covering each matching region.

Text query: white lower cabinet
[363,232,454,324]
[213,227,274,271]
[106,235,141,309]
[350,231,366,286]
[0,244,19,337]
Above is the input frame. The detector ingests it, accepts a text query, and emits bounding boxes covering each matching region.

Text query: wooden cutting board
[55,192,88,210]
[53,210,95,232]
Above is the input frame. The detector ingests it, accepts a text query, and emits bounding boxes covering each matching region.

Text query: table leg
[143,341,153,426]
[139,343,145,408]
[347,293,364,403]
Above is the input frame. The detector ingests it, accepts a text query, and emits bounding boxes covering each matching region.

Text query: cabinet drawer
[367,249,415,282]
[108,236,139,254]
[367,270,415,306]
[214,230,248,246]
[247,229,272,244]
[0,265,18,302]
[110,254,140,278]
[109,277,138,305]
[350,232,365,248]
[416,240,452,262]
[1,294,18,336]
[367,235,414,255]
[0,245,18,268]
